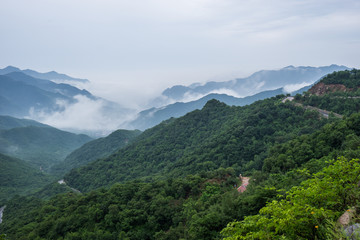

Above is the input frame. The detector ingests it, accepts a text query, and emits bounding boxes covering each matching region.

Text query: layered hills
[157,64,348,104]
[0,67,131,136]
[65,95,329,192]
[50,129,142,176]
[0,115,92,171]
[128,65,348,130]
[1,68,360,240]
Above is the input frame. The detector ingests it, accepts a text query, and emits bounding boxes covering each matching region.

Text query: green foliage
[296,94,360,116]
[0,125,92,171]
[222,157,360,239]
[321,69,360,88]
[50,129,141,176]
[0,153,54,203]
[4,89,360,239]
[65,97,328,192]
[263,113,360,173]
[295,69,360,116]
[0,168,242,240]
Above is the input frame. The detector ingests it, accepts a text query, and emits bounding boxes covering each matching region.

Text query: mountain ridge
[0,115,92,171]
[158,64,349,104]
[0,66,89,83]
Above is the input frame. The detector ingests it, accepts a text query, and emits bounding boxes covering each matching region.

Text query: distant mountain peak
[0,66,90,83]
[284,65,295,69]
[0,66,21,75]
[4,65,21,71]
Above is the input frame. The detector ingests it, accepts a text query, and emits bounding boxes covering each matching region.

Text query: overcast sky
[1,0,359,107]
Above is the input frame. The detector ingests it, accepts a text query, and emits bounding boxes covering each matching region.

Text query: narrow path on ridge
[282,97,343,119]
[58,179,81,194]
[0,206,5,224]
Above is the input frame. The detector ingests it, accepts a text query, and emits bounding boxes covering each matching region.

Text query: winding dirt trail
[237,176,250,193]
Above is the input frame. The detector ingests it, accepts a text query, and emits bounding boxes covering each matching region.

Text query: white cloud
[28,95,135,136]
[0,0,359,110]
[283,82,313,93]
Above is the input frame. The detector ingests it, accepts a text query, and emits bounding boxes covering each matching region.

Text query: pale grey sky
[1,0,359,107]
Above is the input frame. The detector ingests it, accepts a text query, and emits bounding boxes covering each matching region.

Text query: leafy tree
[222,157,360,239]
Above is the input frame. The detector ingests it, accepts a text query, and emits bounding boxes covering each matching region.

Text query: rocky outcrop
[308,82,350,96]
[345,224,360,240]
[237,175,250,193]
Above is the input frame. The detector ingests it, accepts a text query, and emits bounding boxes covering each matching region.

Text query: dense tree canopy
[2,69,360,239]
[65,96,329,192]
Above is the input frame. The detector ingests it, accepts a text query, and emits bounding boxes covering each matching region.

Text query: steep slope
[4,112,360,239]
[158,65,349,104]
[65,96,329,192]
[50,129,142,176]
[0,72,95,118]
[295,69,360,116]
[0,153,53,203]
[0,121,92,171]
[0,75,67,117]
[5,72,94,99]
[127,88,285,130]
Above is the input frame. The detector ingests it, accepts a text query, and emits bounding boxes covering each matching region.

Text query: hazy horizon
[1,0,359,108]
[1,0,359,135]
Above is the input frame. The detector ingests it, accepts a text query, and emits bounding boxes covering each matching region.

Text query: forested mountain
[294,69,360,116]
[126,88,285,130]
[129,65,348,130]
[50,129,142,176]
[2,68,360,240]
[3,112,360,239]
[0,116,92,171]
[0,153,53,204]
[65,95,329,192]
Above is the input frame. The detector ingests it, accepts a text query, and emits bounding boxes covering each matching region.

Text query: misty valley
[1,66,360,239]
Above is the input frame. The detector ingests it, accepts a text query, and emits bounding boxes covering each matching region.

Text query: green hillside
[320,68,360,88]
[65,96,329,192]
[2,112,360,239]
[294,69,360,116]
[0,125,92,171]
[50,129,141,176]
[0,153,53,203]
[3,69,360,239]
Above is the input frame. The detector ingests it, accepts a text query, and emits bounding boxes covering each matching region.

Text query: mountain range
[126,65,348,130]
[0,66,89,83]
[0,66,132,136]
[157,64,349,104]
[1,68,360,239]
[0,115,92,171]
[0,64,350,133]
